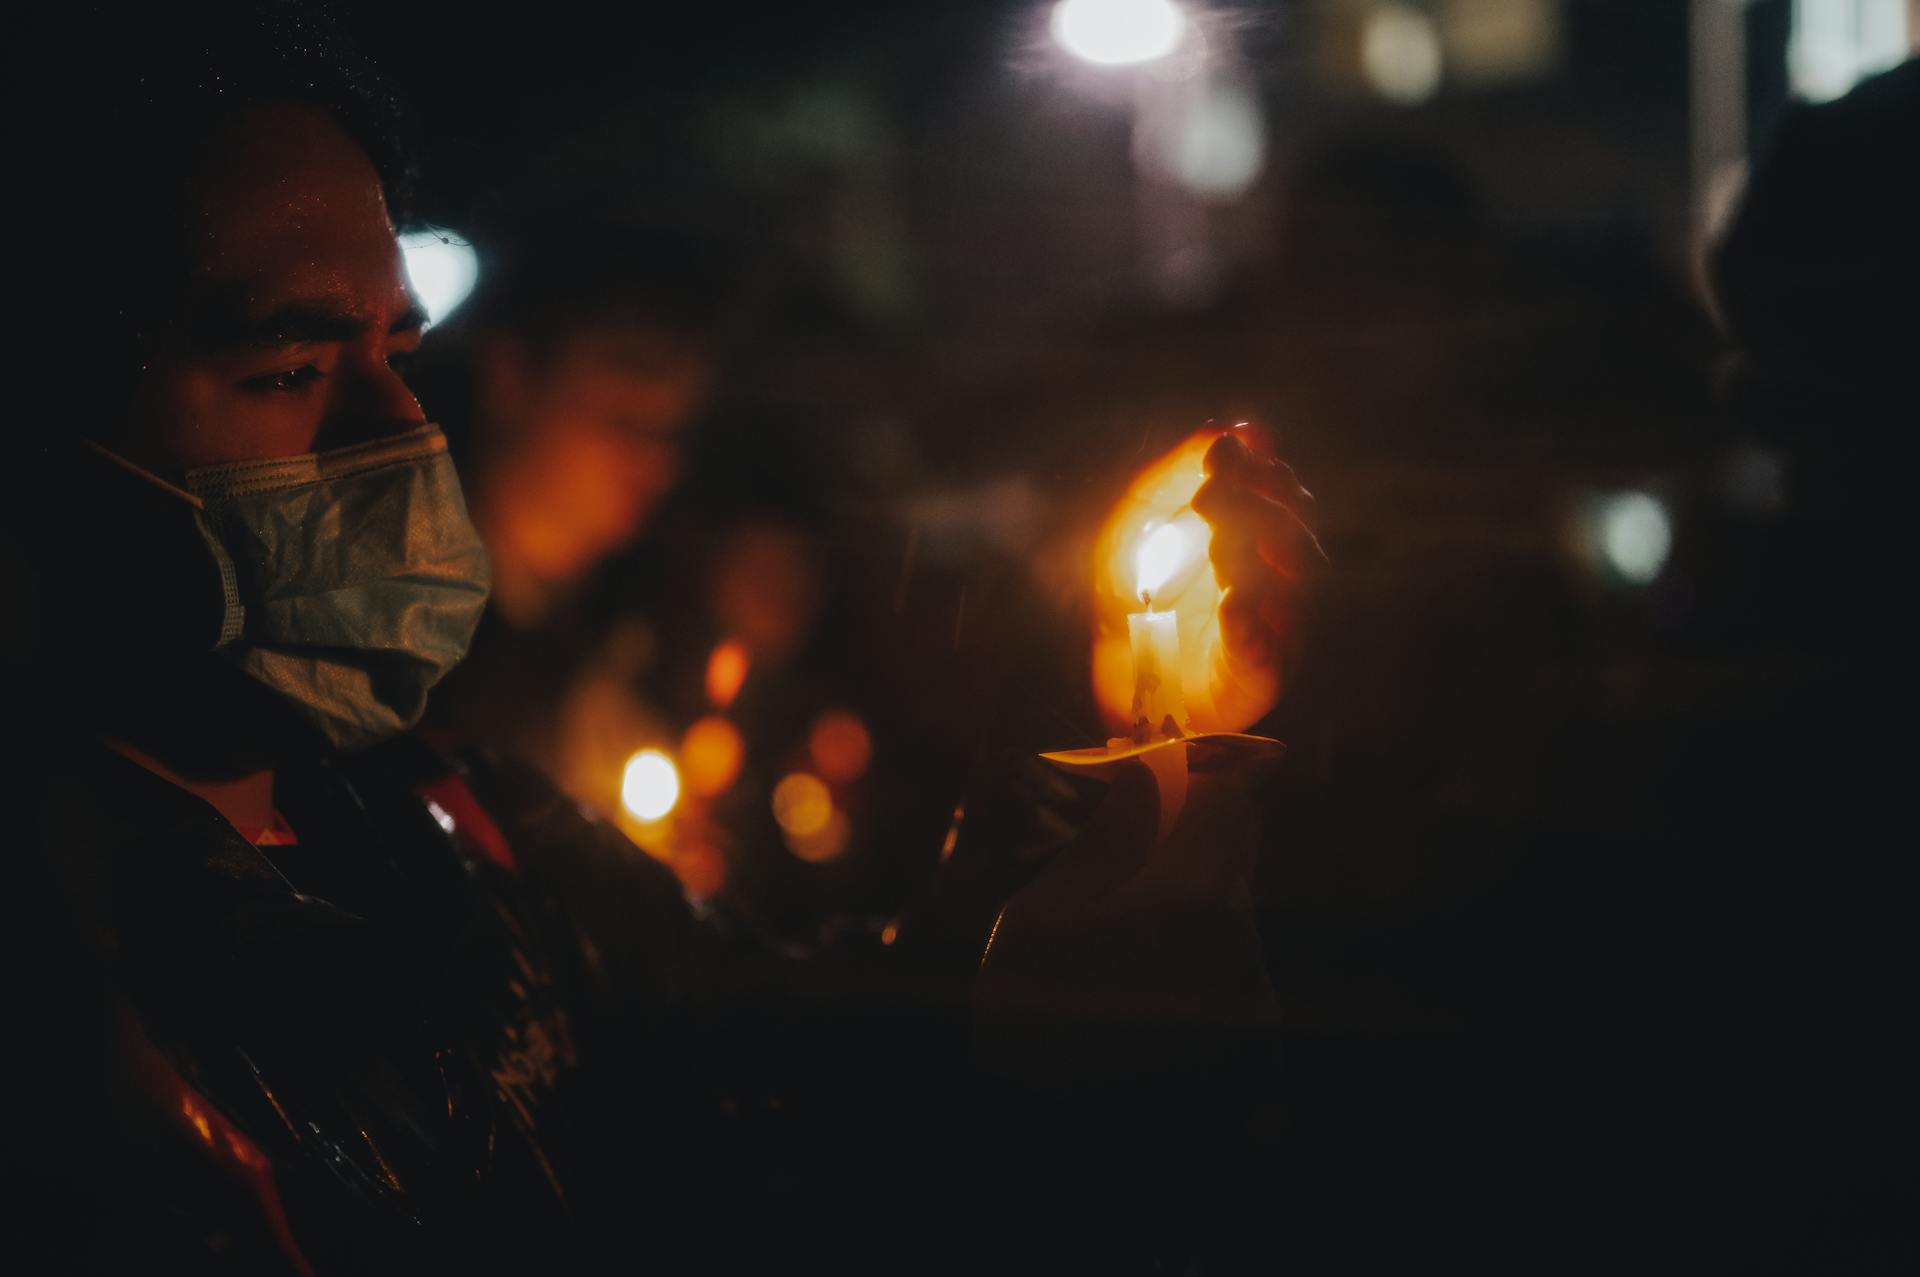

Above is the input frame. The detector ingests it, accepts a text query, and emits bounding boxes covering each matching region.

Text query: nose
[315,348,430,450]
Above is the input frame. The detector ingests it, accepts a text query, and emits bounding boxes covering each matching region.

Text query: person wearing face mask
[25,14,598,1270]
[19,5,1317,1274]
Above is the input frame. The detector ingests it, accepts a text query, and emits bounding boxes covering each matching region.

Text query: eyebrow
[203,299,429,350]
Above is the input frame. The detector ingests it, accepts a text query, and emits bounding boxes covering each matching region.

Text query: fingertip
[1203,432,1253,479]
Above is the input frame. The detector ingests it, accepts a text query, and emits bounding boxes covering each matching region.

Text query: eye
[239,365,325,395]
[386,350,419,383]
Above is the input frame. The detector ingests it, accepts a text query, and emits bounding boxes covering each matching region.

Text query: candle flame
[1135,520,1190,604]
[1093,429,1221,732]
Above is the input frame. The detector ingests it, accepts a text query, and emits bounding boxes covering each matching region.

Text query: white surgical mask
[87,425,490,751]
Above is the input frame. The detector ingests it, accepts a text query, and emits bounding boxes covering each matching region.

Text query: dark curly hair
[31,1,416,407]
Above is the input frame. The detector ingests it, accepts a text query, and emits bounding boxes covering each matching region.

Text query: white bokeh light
[399,228,479,326]
[1597,491,1673,586]
[1160,79,1267,199]
[1051,0,1187,67]
[1789,0,1911,103]
[1361,3,1444,105]
[621,749,681,822]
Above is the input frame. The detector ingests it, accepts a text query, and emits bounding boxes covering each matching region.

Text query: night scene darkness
[7,2,1917,1273]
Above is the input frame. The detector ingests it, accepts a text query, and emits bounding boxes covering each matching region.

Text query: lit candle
[1129,521,1190,743]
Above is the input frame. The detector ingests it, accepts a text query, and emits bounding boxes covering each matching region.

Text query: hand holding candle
[1089,425,1322,737]
[1053,425,1307,842]
[998,424,1303,1117]
[1190,426,1324,732]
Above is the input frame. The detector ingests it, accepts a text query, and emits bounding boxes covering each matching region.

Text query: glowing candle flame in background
[772,773,833,837]
[808,710,873,783]
[681,716,745,798]
[705,639,751,708]
[773,772,851,863]
[621,749,681,822]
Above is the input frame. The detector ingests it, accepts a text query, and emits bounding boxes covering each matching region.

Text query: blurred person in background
[19,3,1317,1273]
[1584,54,1920,1270]
[419,234,728,804]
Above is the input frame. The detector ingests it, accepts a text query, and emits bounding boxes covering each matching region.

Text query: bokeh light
[938,799,966,861]
[771,772,834,838]
[620,749,681,822]
[808,710,873,783]
[1790,0,1911,102]
[1597,491,1673,586]
[398,228,480,326]
[681,716,745,798]
[1362,3,1444,105]
[1051,0,1186,67]
[705,639,751,709]
[784,807,852,864]
[1161,79,1267,200]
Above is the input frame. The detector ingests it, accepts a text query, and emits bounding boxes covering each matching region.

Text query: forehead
[182,104,408,313]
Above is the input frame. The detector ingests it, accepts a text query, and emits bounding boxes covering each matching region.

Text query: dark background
[36,2,1912,1271]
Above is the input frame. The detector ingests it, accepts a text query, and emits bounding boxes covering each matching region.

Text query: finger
[1216,584,1269,662]
[1194,459,1323,583]
[1255,587,1298,655]
[1192,464,1306,533]
[1203,489,1318,593]
[1203,430,1315,507]
[1217,585,1287,673]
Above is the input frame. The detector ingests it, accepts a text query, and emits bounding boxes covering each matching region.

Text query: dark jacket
[44,736,982,1274]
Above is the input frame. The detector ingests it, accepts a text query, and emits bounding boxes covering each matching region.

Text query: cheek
[121,371,327,473]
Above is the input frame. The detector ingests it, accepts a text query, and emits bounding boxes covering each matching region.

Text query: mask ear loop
[77,438,245,647]
[79,438,208,510]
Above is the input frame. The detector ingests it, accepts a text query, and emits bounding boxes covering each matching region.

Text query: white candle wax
[1128,606,1185,742]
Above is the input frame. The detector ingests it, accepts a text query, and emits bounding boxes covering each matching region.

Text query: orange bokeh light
[785,808,851,864]
[771,772,833,838]
[705,639,750,709]
[681,716,745,798]
[772,772,851,862]
[808,710,872,783]
[1090,429,1224,732]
